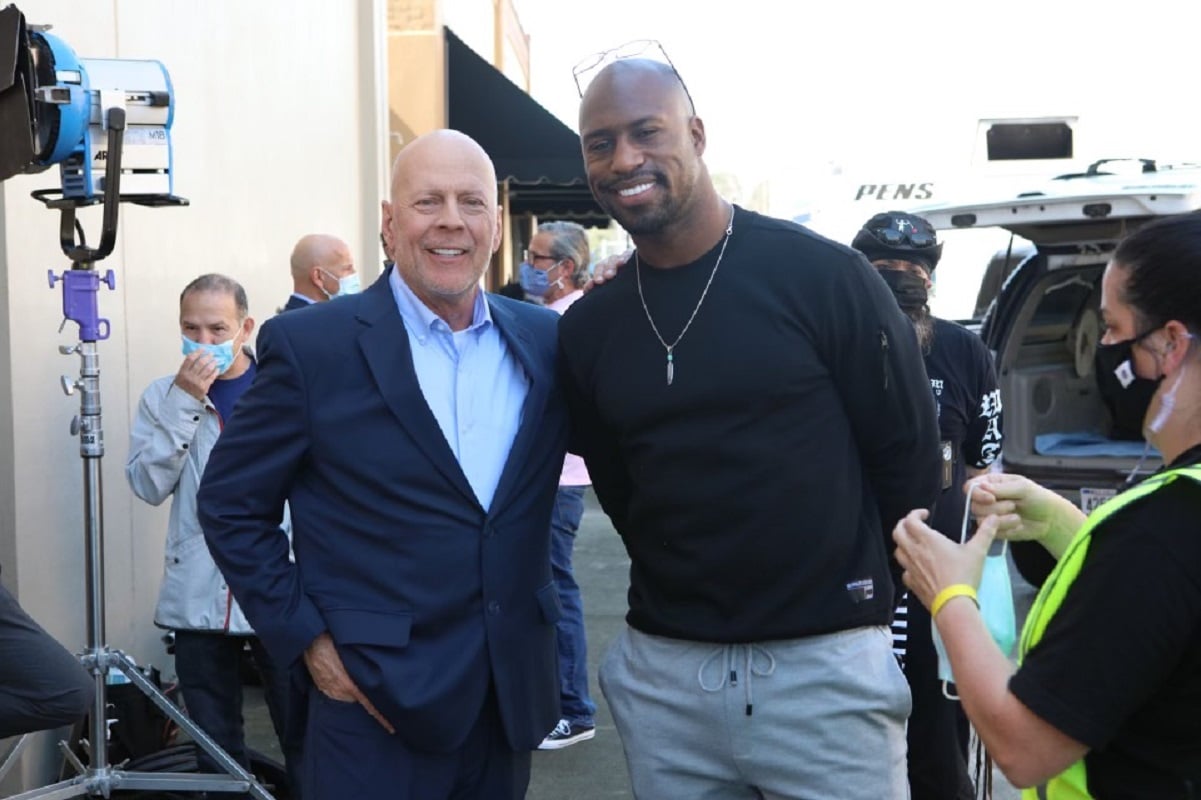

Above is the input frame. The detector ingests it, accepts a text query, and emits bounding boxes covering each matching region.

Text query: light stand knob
[59,343,79,355]
[61,375,79,395]
[70,416,81,436]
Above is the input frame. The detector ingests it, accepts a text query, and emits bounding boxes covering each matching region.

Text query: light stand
[2,105,275,800]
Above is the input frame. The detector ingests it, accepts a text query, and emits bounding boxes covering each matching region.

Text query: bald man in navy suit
[200,130,567,800]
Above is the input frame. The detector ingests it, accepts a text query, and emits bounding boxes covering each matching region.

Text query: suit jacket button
[487,601,500,615]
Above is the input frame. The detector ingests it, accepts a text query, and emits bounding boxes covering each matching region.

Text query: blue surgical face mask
[518,260,563,298]
[933,481,1017,698]
[181,333,238,375]
[320,269,360,298]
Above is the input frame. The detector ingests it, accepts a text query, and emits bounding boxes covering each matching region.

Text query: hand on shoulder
[583,249,633,293]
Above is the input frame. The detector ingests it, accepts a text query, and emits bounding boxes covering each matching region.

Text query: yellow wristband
[930,584,979,619]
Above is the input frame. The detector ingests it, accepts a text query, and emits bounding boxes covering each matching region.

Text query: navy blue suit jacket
[198,270,568,753]
[281,294,311,312]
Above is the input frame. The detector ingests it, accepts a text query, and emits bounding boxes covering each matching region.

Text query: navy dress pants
[302,682,529,800]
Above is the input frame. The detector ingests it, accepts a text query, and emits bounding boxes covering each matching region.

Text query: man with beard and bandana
[558,54,940,799]
[853,211,1004,800]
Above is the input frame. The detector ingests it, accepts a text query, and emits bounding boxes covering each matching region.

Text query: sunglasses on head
[571,38,696,114]
[870,227,937,248]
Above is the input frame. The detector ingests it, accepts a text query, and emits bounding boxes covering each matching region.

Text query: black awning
[444,28,608,226]
[505,180,611,227]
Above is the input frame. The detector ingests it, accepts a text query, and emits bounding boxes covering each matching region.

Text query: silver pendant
[666,352,674,386]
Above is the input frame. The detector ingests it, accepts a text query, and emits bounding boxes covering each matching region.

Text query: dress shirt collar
[389,266,491,343]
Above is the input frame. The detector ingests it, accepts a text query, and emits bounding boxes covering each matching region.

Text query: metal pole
[77,338,107,775]
[8,118,276,800]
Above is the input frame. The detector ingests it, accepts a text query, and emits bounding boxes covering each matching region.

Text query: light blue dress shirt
[389,268,529,511]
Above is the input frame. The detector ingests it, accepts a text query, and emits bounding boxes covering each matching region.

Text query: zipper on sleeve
[880,329,890,391]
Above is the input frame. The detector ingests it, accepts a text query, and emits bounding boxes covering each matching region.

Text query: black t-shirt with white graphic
[925,317,1002,540]
[894,317,1000,661]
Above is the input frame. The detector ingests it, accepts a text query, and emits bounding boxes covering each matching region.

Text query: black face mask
[1094,336,1162,441]
[877,269,929,313]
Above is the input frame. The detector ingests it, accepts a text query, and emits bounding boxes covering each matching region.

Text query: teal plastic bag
[934,481,1017,697]
[978,542,1017,659]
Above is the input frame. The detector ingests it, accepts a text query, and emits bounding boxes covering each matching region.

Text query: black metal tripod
[1,105,275,800]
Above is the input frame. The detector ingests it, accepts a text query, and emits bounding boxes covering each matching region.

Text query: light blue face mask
[518,260,563,298]
[932,481,1017,699]
[180,334,238,375]
[320,269,361,298]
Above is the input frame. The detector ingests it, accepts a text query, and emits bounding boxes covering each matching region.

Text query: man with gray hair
[518,221,590,307]
[519,221,600,750]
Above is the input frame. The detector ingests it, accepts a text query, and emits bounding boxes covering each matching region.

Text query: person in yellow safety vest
[892,211,1201,799]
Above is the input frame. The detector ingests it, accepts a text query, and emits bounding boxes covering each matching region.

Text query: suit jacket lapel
[356,275,480,509]
[489,297,550,513]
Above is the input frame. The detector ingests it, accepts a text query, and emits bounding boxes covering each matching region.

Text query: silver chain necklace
[635,205,735,386]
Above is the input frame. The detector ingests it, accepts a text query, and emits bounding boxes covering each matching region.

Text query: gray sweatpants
[599,625,911,800]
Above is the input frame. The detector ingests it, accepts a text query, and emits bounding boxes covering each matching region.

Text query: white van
[913,158,1201,581]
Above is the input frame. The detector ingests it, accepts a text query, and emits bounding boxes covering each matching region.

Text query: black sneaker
[538,719,595,750]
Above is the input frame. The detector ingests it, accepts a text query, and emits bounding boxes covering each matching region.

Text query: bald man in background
[281,234,359,312]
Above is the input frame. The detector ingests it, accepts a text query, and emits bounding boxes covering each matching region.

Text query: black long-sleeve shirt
[559,207,940,643]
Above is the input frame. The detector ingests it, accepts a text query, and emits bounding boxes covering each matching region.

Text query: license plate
[1079,486,1117,513]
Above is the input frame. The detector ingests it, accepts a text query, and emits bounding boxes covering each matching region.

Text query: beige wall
[0,0,388,789]
[386,0,531,163]
[497,0,530,90]
[387,0,446,163]
[386,0,531,289]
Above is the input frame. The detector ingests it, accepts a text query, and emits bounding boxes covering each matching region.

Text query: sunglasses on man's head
[571,38,696,114]
[870,227,937,248]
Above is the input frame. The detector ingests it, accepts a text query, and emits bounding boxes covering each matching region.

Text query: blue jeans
[549,486,596,726]
[173,630,297,795]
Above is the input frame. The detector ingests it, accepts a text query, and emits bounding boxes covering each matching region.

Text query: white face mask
[319,269,361,299]
[1146,334,1194,436]
[314,267,355,299]
[1147,364,1184,436]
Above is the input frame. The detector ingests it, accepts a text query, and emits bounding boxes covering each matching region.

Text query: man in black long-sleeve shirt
[559,55,940,799]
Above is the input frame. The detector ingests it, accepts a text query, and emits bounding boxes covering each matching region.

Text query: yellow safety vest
[1019,464,1201,800]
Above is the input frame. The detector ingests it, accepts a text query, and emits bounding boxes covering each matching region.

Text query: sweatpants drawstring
[697,643,776,715]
